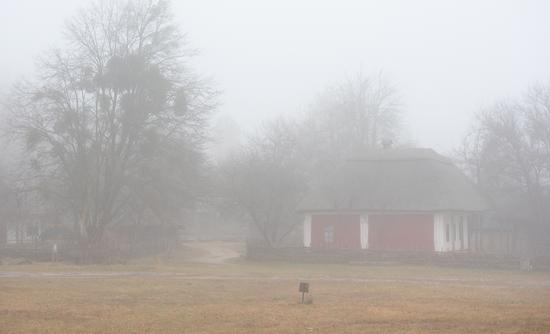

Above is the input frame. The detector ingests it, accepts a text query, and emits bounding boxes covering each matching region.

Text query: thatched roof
[300,148,488,213]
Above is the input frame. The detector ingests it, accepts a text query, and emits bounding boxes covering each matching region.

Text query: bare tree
[4,0,216,255]
[220,119,307,247]
[458,84,550,255]
[296,72,403,203]
[306,71,401,161]
[524,84,550,174]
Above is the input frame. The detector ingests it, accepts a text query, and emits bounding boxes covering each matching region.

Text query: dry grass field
[1,244,550,333]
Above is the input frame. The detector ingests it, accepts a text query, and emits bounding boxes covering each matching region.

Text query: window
[445,223,450,242]
[324,225,334,244]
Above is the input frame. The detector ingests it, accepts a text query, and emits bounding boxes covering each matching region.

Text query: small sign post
[299,282,309,304]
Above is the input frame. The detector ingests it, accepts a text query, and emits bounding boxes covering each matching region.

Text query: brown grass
[1,261,550,333]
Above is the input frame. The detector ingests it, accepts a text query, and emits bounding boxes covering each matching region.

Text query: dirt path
[183,241,243,264]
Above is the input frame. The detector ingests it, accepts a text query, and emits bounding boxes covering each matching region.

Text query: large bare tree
[299,72,402,204]
[306,71,401,161]
[220,119,308,247]
[457,84,550,255]
[5,0,216,252]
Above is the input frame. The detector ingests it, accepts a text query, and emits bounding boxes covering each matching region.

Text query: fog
[1,1,550,332]
[2,0,550,152]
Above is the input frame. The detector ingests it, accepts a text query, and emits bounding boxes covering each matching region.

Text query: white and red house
[300,148,487,253]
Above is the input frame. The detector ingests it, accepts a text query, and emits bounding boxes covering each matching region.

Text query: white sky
[2,0,550,154]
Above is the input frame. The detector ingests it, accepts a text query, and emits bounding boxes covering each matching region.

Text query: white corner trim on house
[463,218,469,250]
[434,213,447,252]
[360,214,369,249]
[303,214,311,247]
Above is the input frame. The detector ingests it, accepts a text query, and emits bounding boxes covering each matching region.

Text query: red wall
[368,214,434,251]
[311,214,361,250]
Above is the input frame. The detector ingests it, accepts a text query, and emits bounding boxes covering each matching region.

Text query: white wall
[303,214,311,247]
[434,213,447,252]
[360,215,369,249]
[434,213,469,252]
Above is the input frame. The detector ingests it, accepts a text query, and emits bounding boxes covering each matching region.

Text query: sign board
[299,282,309,293]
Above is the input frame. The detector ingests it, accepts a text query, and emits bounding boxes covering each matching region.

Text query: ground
[1,242,550,333]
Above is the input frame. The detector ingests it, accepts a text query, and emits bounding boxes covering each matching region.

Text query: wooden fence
[246,243,550,270]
